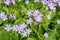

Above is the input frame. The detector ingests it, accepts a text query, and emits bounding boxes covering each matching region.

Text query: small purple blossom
[33,10,40,17]
[52,0,58,3]
[3,0,15,5]
[44,32,48,38]
[27,9,43,22]
[3,0,10,5]
[13,25,20,31]
[10,14,16,19]
[12,23,32,37]
[26,18,33,25]
[41,0,48,5]
[34,0,40,2]
[21,31,27,37]
[13,23,26,33]
[19,23,27,31]
[25,28,31,35]
[34,22,38,25]
[11,0,15,4]
[4,24,12,32]
[57,19,60,24]
[57,0,60,6]
[25,0,29,4]
[0,12,7,21]
[21,28,31,37]
[41,0,57,11]
[47,1,56,11]
[34,14,43,22]
[27,10,34,17]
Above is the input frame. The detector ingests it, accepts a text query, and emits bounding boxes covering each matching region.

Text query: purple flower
[44,32,48,38]
[34,0,40,2]
[47,1,56,11]
[41,0,48,5]
[3,0,15,5]
[21,28,32,37]
[18,23,27,33]
[3,0,10,5]
[10,14,16,19]
[57,0,60,6]
[41,0,57,11]
[52,0,58,3]
[57,19,60,24]
[57,0,60,2]
[0,12,7,21]
[26,18,33,25]
[33,10,40,16]
[0,12,5,18]
[13,23,27,33]
[27,9,40,17]
[34,22,38,25]
[27,10,34,17]
[25,28,31,35]
[21,31,27,37]
[12,23,32,37]
[13,25,20,31]
[25,0,29,4]
[11,0,15,4]
[27,9,43,22]
[4,24,12,32]
[19,23,26,31]
[34,14,43,22]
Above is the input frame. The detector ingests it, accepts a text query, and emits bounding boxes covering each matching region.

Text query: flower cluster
[4,9,43,37]
[25,0,40,4]
[4,23,32,37]
[26,9,43,24]
[52,0,60,6]
[0,12,15,21]
[1,0,60,39]
[3,0,15,5]
[41,0,57,11]
[3,0,40,5]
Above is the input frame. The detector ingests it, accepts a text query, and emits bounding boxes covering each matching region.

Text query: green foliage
[0,0,60,40]
[0,28,18,40]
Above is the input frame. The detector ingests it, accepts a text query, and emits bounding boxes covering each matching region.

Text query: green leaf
[0,18,2,25]
[14,18,23,24]
[13,9,20,19]
[3,6,10,13]
[44,31,56,40]
[27,38,36,40]
[0,29,18,40]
